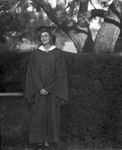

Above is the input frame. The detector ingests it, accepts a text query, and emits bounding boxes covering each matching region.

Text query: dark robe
[24,48,68,144]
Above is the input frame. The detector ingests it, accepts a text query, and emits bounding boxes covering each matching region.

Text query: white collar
[39,45,56,52]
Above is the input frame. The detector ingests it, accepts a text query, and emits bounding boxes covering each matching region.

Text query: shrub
[63,53,122,147]
[0,51,122,147]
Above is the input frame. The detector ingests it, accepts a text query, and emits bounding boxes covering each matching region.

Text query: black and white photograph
[0,0,122,150]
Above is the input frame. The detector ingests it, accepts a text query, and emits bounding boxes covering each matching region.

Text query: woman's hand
[40,89,48,95]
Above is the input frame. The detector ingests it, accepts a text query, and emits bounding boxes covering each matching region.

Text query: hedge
[0,51,122,148]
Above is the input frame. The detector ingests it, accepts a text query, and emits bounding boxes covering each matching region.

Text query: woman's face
[40,32,51,45]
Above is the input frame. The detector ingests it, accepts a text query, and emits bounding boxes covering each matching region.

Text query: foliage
[0,50,122,148]
[63,52,122,147]
[0,11,44,40]
[1,98,29,146]
[0,0,122,53]
[0,0,49,47]
[0,12,22,33]
[0,50,29,91]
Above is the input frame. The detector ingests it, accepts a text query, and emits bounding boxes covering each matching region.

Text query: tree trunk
[33,0,94,53]
[93,2,121,53]
[114,30,122,54]
[68,32,87,53]
[67,27,93,53]
[69,0,93,53]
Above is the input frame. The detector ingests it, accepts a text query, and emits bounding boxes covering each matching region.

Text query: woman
[24,25,68,149]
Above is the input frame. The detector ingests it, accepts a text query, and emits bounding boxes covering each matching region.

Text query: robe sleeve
[24,51,44,100]
[45,50,68,103]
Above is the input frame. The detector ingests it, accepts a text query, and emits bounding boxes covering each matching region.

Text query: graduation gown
[24,46,68,144]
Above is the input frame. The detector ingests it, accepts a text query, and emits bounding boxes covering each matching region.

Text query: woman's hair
[39,32,56,45]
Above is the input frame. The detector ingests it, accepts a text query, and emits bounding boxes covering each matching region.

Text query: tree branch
[78,0,89,14]
[90,9,107,19]
[33,0,57,23]
[77,8,108,29]
[33,0,78,33]
[89,0,97,9]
